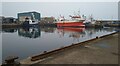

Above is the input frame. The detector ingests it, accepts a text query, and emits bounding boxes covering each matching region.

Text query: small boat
[83,15,97,27]
[22,17,39,27]
[22,13,39,27]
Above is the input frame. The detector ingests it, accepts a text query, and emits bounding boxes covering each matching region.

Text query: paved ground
[38,33,118,64]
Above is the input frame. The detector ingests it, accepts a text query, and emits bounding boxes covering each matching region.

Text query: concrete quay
[38,33,119,64]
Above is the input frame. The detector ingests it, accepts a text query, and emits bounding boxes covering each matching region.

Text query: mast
[31,13,35,20]
[111,16,113,23]
[78,10,80,16]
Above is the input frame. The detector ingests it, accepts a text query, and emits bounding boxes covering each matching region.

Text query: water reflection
[18,27,41,38]
[41,27,56,33]
[56,27,117,42]
[103,27,119,32]
[2,28,17,33]
[57,27,86,42]
[2,26,119,61]
[2,27,118,39]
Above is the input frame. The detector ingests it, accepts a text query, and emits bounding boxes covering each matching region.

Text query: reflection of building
[2,28,17,33]
[18,11,41,22]
[18,27,41,38]
[0,16,2,33]
[41,27,55,33]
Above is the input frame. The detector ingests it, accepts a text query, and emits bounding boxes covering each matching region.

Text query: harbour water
[2,27,119,62]
[0,33,2,64]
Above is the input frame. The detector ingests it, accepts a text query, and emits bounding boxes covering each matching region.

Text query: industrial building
[0,16,3,23]
[40,17,56,24]
[18,11,41,22]
[2,17,16,23]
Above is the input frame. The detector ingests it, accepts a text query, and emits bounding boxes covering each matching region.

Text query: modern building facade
[18,11,41,22]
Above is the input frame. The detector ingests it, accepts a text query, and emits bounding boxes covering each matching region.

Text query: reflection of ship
[57,27,85,42]
[18,27,41,38]
[58,27,85,33]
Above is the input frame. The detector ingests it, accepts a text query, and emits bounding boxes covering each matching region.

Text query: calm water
[2,27,118,61]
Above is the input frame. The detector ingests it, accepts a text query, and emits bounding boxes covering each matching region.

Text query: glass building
[18,11,41,22]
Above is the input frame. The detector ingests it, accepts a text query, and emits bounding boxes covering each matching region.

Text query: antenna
[73,11,76,16]
[111,16,113,23]
[78,8,81,16]
[78,10,80,16]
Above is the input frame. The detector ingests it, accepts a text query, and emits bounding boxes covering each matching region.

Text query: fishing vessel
[83,15,96,25]
[22,13,39,27]
[56,12,85,27]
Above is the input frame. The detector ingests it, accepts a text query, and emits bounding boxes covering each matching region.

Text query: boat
[56,12,85,27]
[22,13,39,27]
[83,15,96,27]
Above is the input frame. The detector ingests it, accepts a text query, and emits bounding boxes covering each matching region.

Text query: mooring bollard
[96,36,99,39]
[2,56,20,66]
[72,43,74,45]
[43,51,47,53]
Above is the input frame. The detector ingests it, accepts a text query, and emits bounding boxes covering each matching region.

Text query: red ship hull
[57,21,85,27]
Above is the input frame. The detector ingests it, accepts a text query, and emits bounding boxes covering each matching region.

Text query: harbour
[1,26,119,65]
[1,16,120,65]
[1,2,120,66]
[2,19,120,29]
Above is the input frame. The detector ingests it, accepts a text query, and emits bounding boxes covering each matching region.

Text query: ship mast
[78,10,80,16]
[31,13,35,20]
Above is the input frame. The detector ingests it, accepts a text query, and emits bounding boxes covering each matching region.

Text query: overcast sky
[1,2,119,20]
[1,0,120,2]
